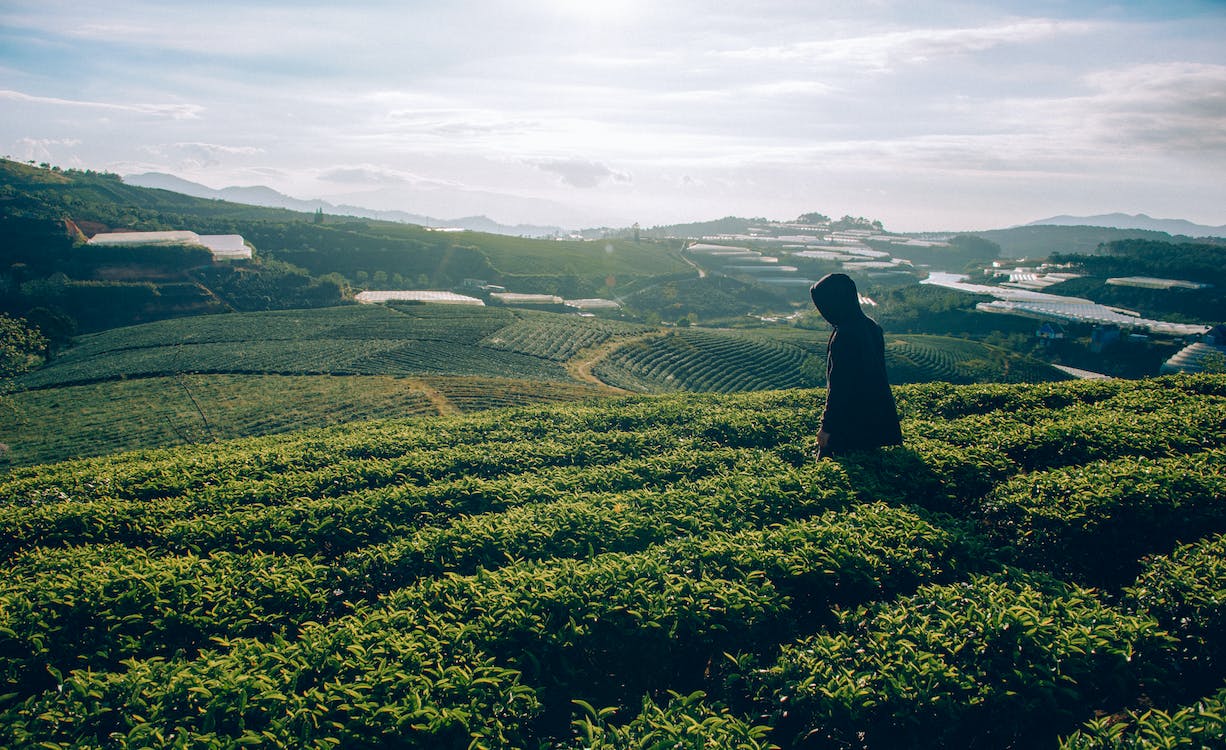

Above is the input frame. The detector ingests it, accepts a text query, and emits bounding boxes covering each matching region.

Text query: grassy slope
[0,375,1224,749]
[0,159,689,280]
[4,306,1070,466]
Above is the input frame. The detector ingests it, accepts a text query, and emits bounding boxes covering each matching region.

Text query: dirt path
[566,333,660,393]
[406,378,461,416]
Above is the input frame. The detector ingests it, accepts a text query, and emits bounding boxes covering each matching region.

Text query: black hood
[809,273,863,326]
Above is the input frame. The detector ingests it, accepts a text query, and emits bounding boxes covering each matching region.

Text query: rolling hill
[1,374,1223,748]
[3,304,1070,466]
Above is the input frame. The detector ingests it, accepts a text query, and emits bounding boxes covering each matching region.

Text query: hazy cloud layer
[1,0,1224,229]
[528,159,631,188]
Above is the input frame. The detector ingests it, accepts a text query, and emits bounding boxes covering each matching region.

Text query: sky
[2,0,1225,232]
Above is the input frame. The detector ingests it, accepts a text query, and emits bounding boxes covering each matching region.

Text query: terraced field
[4,306,1072,467]
[1,374,627,468]
[1,375,1224,748]
[884,333,1071,384]
[593,328,1068,393]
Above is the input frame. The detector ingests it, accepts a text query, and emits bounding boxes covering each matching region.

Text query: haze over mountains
[1026,213,1226,238]
[123,172,569,237]
[125,171,1226,242]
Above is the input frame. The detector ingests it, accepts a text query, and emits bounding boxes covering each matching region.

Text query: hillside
[3,304,1069,466]
[0,159,690,334]
[1,375,1224,748]
[967,224,1193,259]
[1027,213,1226,238]
[123,172,567,237]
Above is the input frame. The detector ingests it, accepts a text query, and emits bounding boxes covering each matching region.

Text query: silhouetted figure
[810,273,902,458]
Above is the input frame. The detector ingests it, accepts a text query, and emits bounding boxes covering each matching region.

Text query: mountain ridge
[122,172,567,238]
[1026,213,1226,238]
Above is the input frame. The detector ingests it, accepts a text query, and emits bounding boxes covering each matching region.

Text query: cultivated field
[1,375,1223,748]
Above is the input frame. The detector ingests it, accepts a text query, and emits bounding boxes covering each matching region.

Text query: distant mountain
[123,172,566,237]
[1027,213,1226,238]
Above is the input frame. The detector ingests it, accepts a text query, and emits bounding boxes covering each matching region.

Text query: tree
[23,307,75,353]
[0,314,47,378]
[796,212,831,225]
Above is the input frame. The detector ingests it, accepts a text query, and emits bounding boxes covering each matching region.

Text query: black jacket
[810,274,902,455]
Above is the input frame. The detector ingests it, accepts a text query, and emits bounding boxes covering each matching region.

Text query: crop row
[979,449,1226,587]
[478,314,650,362]
[0,451,852,699]
[422,376,609,412]
[568,529,1226,750]
[748,570,1171,749]
[4,376,1221,517]
[0,439,760,557]
[3,377,1225,747]
[14,305,585,390]
[1059,686,1226,749]
[1,503,977,748]
[1,375,441,467]
[594,329,812,393]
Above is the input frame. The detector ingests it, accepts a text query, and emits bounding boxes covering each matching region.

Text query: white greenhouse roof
[88,230,251,260]
[924,271,1210,337]
[1106,276,1212,291]
[565,298,622,310]
[490,292,564,305]
[198,235,251,260]
[88,231,200,246]
[355,290,485,305]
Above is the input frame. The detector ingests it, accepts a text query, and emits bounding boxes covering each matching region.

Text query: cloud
[320,166,407,185]
[173,142,264,157]
[723,18,1097,73]
[0,89,203,119]
[527,158,631,188]
[13,137,82,162]
[1081,63,1226,152]
[138,141,264,169]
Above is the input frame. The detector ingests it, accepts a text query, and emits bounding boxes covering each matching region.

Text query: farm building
[1036,322,1066,340]
[1106,276,1212,291]
[355,290,484,305]
[565,298,621,311]
[489,292,565,310]
[88,230,252,261]
[1162,325,1226,374]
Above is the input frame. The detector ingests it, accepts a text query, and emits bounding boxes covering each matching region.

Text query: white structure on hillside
[1161,325,1226,374]
[565,298,621,311]
[923,271,1211,337]
[88,230,252,260]
[355,290,484,305]
[1106,276,1212,291]
[490,292,564,306]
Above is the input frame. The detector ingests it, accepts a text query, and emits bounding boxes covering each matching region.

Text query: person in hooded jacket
[809,273,903,458]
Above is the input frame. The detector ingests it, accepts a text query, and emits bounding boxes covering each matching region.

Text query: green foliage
[594,328,819,393]
[479,312,652,361]
[877,234,1001,269]
[884,334,1068,384]
[755,571,1172,749]
[979,451,1226,587]
[1053,239,1226,287]
[1125,533,1226,697]
[0,375,1224,748]
[1043,239,1225,324]
[13,305,582,390]
[593,329,1067,395]
[0,314,46,378]
[569,690,775,750]
[971,225,1185,259]
[1059,686,1226,749]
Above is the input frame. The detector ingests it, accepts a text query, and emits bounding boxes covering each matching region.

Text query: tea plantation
[4,304,1068,467]
[1,374,1224,748]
